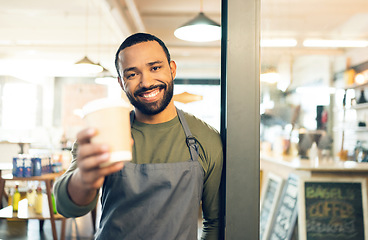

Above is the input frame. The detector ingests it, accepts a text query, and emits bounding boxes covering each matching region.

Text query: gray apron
[95,109,204,240]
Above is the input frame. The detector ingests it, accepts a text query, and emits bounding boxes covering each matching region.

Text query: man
[54,33,223,240]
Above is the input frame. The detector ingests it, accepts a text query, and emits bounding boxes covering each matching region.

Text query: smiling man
[117,38,176,122]
[53,33,223,240]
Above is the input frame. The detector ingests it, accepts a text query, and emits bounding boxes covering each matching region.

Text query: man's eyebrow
[123,67,137,74]
[147,60,163,66]
[123,61,164,75]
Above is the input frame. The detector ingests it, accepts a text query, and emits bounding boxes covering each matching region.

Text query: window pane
[174,84,221,131]
[2,83,37,129]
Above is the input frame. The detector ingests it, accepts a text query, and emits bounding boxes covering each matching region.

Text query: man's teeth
[142,89,159,98]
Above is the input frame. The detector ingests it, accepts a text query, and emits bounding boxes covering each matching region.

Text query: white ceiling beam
[100,0,133,38]
[124,0,146,32]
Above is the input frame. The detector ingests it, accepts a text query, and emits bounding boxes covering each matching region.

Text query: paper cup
[82,98,132,167]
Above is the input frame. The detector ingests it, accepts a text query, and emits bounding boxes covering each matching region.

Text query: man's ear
[117,77,125,91]
[169,60,177,79]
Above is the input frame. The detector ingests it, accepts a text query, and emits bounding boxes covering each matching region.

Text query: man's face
[117,41,176,115]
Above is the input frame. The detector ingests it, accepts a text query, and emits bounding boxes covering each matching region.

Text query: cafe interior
[0,0,368,239]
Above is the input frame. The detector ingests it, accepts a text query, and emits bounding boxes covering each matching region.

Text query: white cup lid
[82,98,131,117]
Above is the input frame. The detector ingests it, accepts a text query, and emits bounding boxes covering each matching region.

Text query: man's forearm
[68,169,99,206]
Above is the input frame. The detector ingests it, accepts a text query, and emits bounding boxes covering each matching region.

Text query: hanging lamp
[173,91,203,104]
[95,64,115,85]
[75,56,103,73]
[74,0,103,74]
[174,0,221,42]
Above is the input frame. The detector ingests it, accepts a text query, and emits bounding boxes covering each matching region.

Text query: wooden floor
[0,218,94,240]
[0,218,204,240]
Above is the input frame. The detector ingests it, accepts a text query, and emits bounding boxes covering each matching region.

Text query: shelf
[333,104,368,112]
[1,172,64,181]
[345,82,368,90]
[351,102,368,110]
[333,127,368,132]
[333,126,368,132]
[0,197,64,220]
[0,170,66,239]
[261,152,368,172]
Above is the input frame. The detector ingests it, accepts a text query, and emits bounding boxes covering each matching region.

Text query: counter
[260,153,368,240]
[261,153,368,174]
[260,152,368,209]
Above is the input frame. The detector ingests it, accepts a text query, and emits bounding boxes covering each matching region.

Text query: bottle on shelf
[353,141,363,162]
[7,188,13,207]
[358,89,367,104]
[12,184,21,212]
[358,119,367,127]
[51,193,57,214]
[26,187,36,207]
[351,97,357,107]
[34,186,43,214]
[309,142,319,166]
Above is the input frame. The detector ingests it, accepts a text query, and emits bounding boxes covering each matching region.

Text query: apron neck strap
[176,108,199,162]
[130,110,135,126]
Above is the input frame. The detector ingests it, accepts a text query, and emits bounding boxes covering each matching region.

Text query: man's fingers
[78,151,110,170]
[78,143,109,160]
[74,127,126,191]
[97,161,125,176]
[77,143,125,173]
[78,161,124,189]
[77,128,98,145]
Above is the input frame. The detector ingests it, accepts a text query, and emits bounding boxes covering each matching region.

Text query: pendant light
[173,91,203,104]
[75,0,103,74]
[95,65,115,85]
[174,0,221,42]
[75,56,103,74]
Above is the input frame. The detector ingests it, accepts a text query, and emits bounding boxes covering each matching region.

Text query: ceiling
[0,0,368,81]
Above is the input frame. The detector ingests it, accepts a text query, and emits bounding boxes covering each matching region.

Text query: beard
[125,79,174,116]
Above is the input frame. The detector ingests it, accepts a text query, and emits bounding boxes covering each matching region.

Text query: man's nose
[140,72,154,87]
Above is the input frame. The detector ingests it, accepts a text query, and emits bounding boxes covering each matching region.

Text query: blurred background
[1,0,368,238]
[0,0,367,159]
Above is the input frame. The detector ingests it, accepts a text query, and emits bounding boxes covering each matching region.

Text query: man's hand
[68,128,125,206]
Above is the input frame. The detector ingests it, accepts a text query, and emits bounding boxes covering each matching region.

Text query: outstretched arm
[54,128,125,217]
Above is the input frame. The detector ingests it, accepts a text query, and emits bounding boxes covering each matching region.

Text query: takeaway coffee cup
[82,98,132,167]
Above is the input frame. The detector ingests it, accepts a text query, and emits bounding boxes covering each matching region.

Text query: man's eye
[126,73,136,79]
[152,66,161,71]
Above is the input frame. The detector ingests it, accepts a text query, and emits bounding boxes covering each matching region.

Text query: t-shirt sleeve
[53,142,99,218]
[200,143,223,240]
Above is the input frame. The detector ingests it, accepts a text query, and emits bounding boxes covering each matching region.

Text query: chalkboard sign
[299,178,368,240]
[267,174,299,240]
[260,173,284,240]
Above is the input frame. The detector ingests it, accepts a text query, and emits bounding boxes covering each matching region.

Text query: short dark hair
[115,33,171,79]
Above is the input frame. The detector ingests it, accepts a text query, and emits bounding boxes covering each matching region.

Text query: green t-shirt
[54,111,223,240]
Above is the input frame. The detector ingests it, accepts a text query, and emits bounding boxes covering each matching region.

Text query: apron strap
[130,110,135,126]
[129,109,199,162]
[176,108,199,162]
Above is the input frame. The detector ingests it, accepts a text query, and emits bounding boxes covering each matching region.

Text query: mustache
[134,83,167,96]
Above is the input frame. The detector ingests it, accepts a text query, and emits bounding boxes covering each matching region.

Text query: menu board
[260,173,284,240]
[298,178,368,240]
[267,174,299,240]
